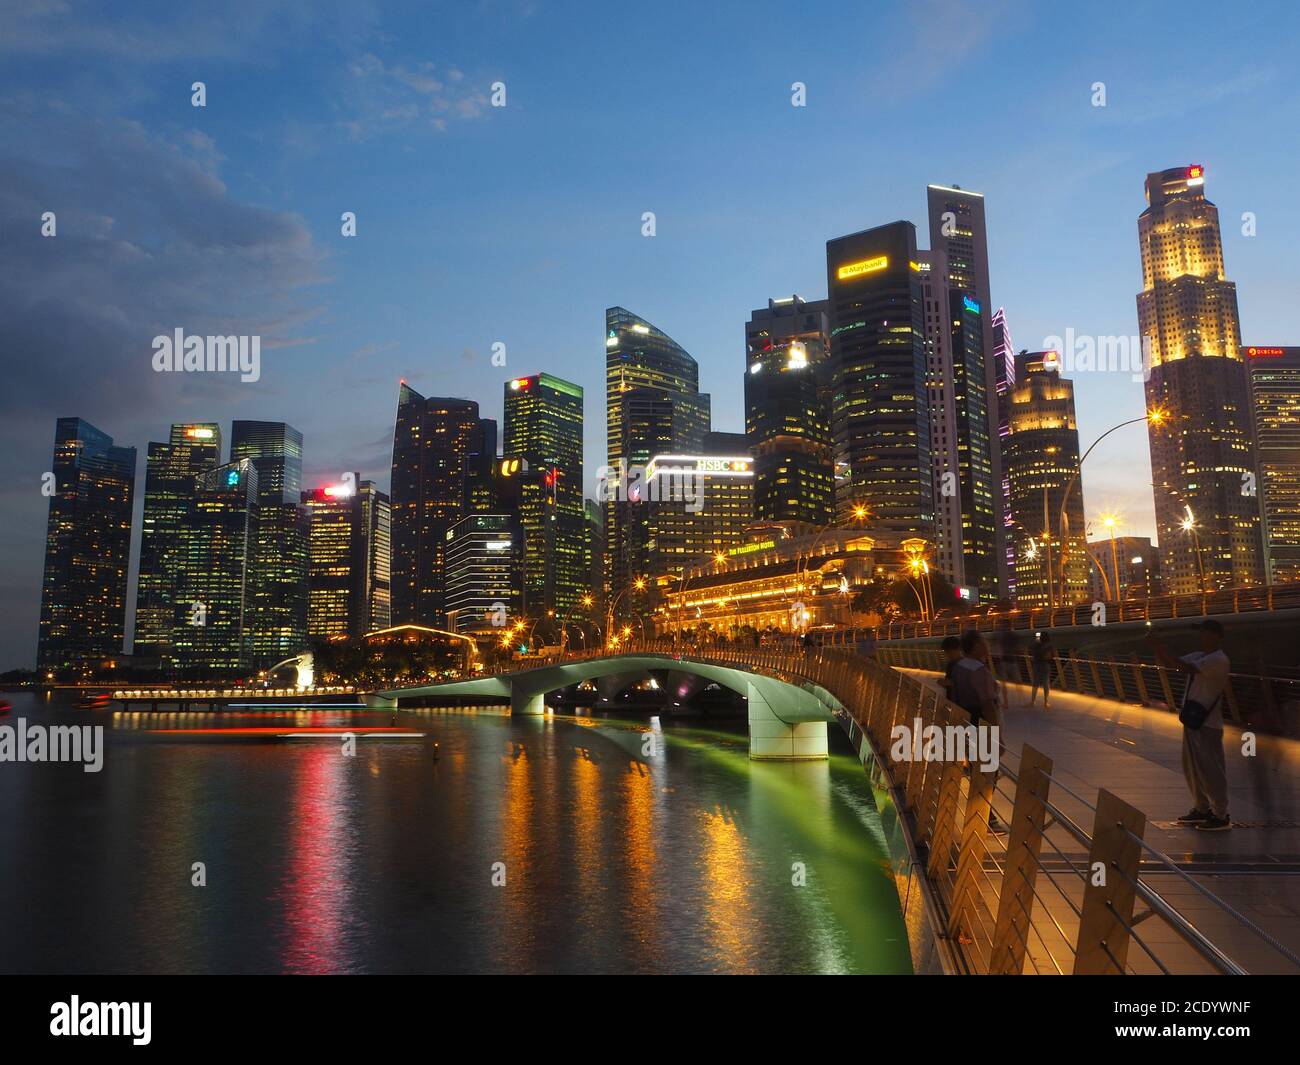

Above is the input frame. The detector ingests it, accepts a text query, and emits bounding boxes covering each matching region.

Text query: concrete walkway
[902,668,1300,974]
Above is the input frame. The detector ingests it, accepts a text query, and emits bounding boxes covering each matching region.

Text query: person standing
[1028,632,1056,709]
[938,635,962,702]
[1146,621,1232,832]
[951,630,1005,833]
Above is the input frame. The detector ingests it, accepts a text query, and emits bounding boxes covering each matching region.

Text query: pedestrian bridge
[375,640,1300,976]
[374,650,837,760]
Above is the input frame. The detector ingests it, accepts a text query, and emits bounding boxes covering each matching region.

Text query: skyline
[5,0,1300,667]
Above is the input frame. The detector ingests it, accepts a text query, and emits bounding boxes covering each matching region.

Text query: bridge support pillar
[510,688,545,716]
[747,682,827,761]
[366,694,398,709]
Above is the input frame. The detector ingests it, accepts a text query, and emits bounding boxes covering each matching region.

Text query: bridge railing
[878,645,1300,738]
[538,639,1299,975]
[875,581,1300,641]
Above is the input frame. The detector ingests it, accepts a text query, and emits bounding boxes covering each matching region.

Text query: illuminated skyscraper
[1137,166,1266,593]
[604,308,709,612]
[927,185,1009,596]
[917,251,963,588]
[1004,352,1089,607]
[991,308,1018,593]
[171,460,258,677]
[744,296,834,530]
[390,385,481,626]
[37,418,136,674]
[134,423,222,662]
[1245,346,1300,582]
[230,420,302,504]
[302,477,391,638]
[445,514,523,636]
[825,221,934,542]
[503,373,586,619]
[231,421,308,668]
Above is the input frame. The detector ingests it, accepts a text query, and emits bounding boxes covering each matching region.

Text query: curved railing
[878,645,1300,738]
[535,639,1300,975]
[875,582,1300,641]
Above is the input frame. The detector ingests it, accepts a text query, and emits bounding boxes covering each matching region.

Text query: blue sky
[2,0,1298,667]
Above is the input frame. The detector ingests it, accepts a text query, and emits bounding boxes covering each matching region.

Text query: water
[0,691,912,974]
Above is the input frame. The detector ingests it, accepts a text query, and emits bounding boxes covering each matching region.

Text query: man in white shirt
[1146,620,1231,831]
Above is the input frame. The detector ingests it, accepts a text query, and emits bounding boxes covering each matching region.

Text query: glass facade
[1246,346,1300,582]
[37,418,137,674]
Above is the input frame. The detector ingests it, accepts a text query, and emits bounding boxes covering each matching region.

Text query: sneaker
[1195,815,1231,832]
[987,813,1007,835]
[1176,808,1211,824]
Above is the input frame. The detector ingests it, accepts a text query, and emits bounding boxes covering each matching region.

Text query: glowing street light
[1180,504,1209,593]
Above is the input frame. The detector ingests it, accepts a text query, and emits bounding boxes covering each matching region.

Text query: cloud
[340,53,491,139]
[0,99,329,667]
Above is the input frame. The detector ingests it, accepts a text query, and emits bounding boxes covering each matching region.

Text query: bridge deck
[903,668,1300,974]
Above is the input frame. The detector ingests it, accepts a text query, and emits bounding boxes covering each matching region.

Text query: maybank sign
[836,256,888,280]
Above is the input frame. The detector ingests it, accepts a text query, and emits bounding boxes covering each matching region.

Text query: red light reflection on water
[277,746,355,973]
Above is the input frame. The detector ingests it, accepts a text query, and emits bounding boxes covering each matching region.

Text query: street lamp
[1180,505,1208,594]
[1100,512,1122,601]
[1056,406,1166,604]
[606,577,646,646]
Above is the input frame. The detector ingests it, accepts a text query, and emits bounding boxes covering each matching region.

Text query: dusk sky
[3,0,1298,668]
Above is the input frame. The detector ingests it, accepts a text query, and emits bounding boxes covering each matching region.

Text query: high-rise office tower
[445,514,523,635]
[134,423,222,661]
[1245,346,1300,582]
[358,479,392,632]
[926,185,1005,598]
[1138,165,1266,594]
[604,308,710,612]
[918,251,963,588]
[584,498,605,616]
[171,460,258,676]
[1004,352,1089,607]
[302,476,392,638]
[466,417,499,513]
[231,420,308,668]
[37,418,136,674]
[991,308,1018,593]
[744,296,834,530]
[390,385,482,626]
[503,373,586,619]
[825,221,934,543]
[230,420,303,503]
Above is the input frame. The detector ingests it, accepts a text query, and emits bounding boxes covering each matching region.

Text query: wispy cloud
[340,53,491,139]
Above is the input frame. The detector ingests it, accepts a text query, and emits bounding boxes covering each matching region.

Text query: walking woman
[1028,632,1056,709]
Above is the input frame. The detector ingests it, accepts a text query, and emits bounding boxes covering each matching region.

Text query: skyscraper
[991,308,1018,595]
[231,421,308,668]
[37,418,136,674]
[744,296,834,530]
[230,420,303,503]
[1004,352,1089,607]
[1137,165,1266,593]
[390,385,481,626]
[503,373,586,619]
[825,221,934,542]
[926,186,1004,599]
[445,513,523,636]
[134,423,222,661]
[918,251,963,588]
[604,308,710,611]
[1245,346,1300,582]
[302,477,392,638]
[171,460,258,677]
